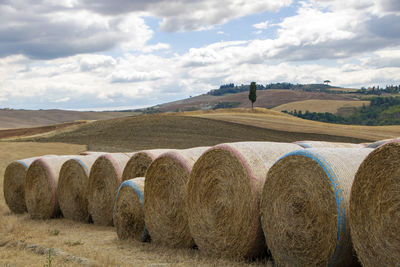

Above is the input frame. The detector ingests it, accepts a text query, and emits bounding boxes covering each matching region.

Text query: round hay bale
[87,153,130,226]
[350,142,400,267]
[144,147,209,248]
[122,149,172,181]
[295,141,364,148]
[3,157,41,213]
[365,138,400,149]
[113,177,149,241]
[186,142,301,259]
[260,148,372,267]
[25,156,76,219]
[57,155,99,222]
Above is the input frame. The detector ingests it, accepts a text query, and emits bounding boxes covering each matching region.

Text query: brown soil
[29,114,369,152]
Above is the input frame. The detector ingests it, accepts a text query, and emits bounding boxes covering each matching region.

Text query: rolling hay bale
[122,149,172,181]
[295,140,364,148]
[144,147,209,248]
[3,157,41,213]
[261,148,372,267]
[365,137,400,149]
[350,142,400,267]
[113,177,149,241]
[57,155,99,222]
[25,156,76,219]
[186,142,301,259]
[87,153,131,226]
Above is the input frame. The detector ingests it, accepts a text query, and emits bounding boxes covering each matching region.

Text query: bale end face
[144,155,193,248]
[261,155,340,267]
[122,153,152,181]
[187,148,265,259]
[113,178,148,241]
[4,162,28,213]
[57,159,90,222]
[88,155,127,226]
[350,143,400,267]
[25,160,59,219]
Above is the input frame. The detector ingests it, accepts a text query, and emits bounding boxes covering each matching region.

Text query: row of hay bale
[3,138,400,266]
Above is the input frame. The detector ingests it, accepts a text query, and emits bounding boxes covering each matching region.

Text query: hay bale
[57,155,99,222]
[87,153,131,226]
[113,177,149,241]
[122,149,172,181]
[260,148,372,267]
[365,138,400,149]
[3,157,42,213]
[144,147,209,248]
[186,142,301,259]
[295,141,364,148]
[25,156,76,219]
[350,142,400,267]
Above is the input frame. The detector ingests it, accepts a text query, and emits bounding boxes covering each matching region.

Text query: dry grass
[272,99,369,115]
[0,142,270,266]
[186,108,400,141]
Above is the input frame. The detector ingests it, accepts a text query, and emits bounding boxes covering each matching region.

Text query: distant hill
[30,113,370,152]
[151,89,358,113]
[0,109,137,129]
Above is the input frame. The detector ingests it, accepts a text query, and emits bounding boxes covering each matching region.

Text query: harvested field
[29,114,370,151]
[187,108,400,141]
[272,99,369,115]
[0,142,268,266]
[260,148,372,267]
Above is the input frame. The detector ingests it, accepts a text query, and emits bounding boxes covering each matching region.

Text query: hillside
[0,109,137,129]
[29,114,369,151]
[272,99,370,117]
[185,108,400,141]
[154,89,357,112]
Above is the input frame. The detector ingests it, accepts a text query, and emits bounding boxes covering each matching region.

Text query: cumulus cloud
[253,21,269,30]
[79,0,293,32]
[0,2,153,59]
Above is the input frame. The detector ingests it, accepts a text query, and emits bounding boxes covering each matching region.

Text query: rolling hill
[153,89,359,112]
[27,112,371,152]
[0,109,137,129]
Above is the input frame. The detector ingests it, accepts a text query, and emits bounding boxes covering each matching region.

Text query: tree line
[283,96,400,126]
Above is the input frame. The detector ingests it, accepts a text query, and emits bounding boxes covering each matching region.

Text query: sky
[1,0,400,110]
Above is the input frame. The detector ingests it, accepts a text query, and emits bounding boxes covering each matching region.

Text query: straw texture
[122,149,172,181]
[25,156,75,219]
[295,141,364,148]
[144,147,209,248]
[57,155,99,222]
[350,142,400,267]
[261,148,372,267]
[3,157,40,213]
[186,142,301,259]
[113,177,149,241]
[87,153,131,226]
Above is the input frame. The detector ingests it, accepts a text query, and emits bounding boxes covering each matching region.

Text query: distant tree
[249,81,257,109]
[324,80,331,85]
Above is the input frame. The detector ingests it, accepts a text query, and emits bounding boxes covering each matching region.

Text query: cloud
[253,21,269,30]
[0,2,153,59]
[79,0,293,32]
